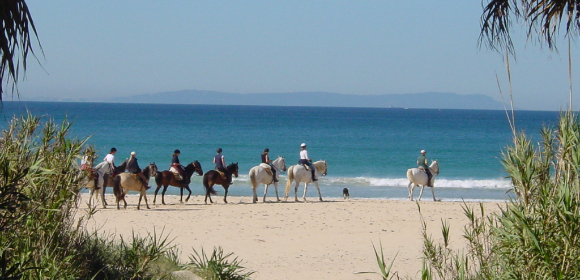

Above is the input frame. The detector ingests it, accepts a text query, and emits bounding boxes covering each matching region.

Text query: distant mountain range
[27,90,505,110]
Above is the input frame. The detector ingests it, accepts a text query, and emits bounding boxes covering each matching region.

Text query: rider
[103,147,117,171]
[261,148,278,182]
[417,149,432,187]
[299,143,317,181]
[170,149,185,180]
[213,148,231,184]
[127,151,148,188]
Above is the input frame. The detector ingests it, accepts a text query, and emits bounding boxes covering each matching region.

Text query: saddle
[298,162,310,171]
[216,169,227,180]
[169,166,183,181]
[259,163,273,176]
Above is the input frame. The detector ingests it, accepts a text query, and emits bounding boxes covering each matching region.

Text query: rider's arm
[221,157,226,167]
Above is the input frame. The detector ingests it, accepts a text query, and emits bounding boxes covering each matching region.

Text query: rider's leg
[308,162,317,181]
[270,164,278,182]
[426,169,433,187]
[137,173,148,188]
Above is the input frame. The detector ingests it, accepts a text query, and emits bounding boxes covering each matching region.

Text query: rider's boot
[311,170,317,181]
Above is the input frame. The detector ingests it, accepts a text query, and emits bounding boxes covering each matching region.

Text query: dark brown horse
[153,161,203,205]
[202,162,239,204]
[101,159,128,206]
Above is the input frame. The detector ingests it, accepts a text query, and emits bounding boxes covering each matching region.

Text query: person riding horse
[104,147,117,172]
[299,143,317,181]
[261,148,278,182]
[214,148,232,184]
[169,149,185,181]
[417,149,432,187]
[127,151,149,188]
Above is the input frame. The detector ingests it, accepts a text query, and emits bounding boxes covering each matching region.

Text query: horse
[153,161,203,205]
[100,159,128,206]
[407,160,440,201]
[284,160,328,202]
[112,163,158,210]
[82,161,112,208]
[249,156,287,203]
[202,162,239,204]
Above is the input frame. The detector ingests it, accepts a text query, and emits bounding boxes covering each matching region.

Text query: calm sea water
[0,101,560,201]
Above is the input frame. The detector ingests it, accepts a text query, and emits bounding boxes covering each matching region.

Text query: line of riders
[81,143,321,188]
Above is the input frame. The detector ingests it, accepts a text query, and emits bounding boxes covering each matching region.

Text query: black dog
[343,188,350,199]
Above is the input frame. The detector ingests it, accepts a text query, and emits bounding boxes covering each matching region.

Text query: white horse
[284,160,328,202]
[249,156,287,203]
[407,160,440,201]
[82,161,112,208]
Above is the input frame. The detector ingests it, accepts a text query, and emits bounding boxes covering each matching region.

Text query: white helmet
[420,150,426,154]
[301,143,307,147]
[131,151,136,156]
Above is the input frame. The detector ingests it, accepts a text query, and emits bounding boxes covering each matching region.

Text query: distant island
[25,90,505,110]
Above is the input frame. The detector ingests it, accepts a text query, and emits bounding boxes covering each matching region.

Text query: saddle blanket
[169,167,183,180]
[259,163,273,175]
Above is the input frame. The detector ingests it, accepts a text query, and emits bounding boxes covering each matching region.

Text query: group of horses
[81,156,331,210]
[82,155,440,210]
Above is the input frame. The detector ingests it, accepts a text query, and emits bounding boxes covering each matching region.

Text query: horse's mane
[226,162,238,170]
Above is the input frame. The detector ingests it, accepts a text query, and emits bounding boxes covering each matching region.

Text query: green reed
[418,111,580,279]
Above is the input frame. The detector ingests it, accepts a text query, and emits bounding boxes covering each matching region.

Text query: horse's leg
[303,182,309,201]
[180,187,184,204]
[407,181,414,201]
[313,182,323,201]
[294,181,300,202]
[143,189,150,209]
[161,185,169,205]
[273,182,280,202]
[223,185,229,203]
[252,184,258,203]
[263,184,269,203]
[123,190,128,209]
[418,185,426,201]
[88,188,94,207]
[430,184,437,201]
[153,185,161,204]
[185,186,192,203]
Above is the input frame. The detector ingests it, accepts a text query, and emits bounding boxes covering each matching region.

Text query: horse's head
[429,160,439,175]
[193,160,203,176]
[314,160,327,176]
[227,162,239,178]
[274,156,287,172]
[147,162,158,177]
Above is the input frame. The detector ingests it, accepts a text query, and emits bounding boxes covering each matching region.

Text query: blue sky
[18,0,580,110]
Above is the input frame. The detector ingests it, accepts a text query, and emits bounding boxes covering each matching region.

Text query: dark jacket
[127,157,141,174]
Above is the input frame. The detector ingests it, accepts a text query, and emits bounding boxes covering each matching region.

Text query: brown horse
[202,162,239,204]
[112,163,158,210]
[101,159,128,206]
[153,161,203,205]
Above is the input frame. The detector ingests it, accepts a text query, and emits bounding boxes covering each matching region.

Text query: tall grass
[0,112,253,279]
[419,111,580,279]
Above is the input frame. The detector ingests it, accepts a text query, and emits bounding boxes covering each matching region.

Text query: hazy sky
[18,1,580,110]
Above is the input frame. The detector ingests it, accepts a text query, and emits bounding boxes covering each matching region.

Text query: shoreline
[79,194,502,279]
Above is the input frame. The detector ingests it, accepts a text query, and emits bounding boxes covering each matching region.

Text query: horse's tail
[406,169,413,182]
[284,165,294,196]
[249,168,257,189]
[113,175,124,201]
[203,172,217,195]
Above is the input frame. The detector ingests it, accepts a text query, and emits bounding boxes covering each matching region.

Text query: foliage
[355,241,399,280]
[185,246,255,280]
[420,111,580,279]
[0,0,42,101]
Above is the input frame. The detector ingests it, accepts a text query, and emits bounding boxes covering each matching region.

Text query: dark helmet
[174,149,181,154]
[110,147,117,153]
[264,148,269,152]
[217,148,223,153]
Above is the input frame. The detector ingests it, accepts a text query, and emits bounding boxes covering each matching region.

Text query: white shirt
[300,150,309,160]
[104,153,115,164]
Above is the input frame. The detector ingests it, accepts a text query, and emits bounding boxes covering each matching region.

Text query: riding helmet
[174,149,180,154]
[131,151,136,156]
[264,148,269,152]
[420,150,426,154]
[110,147,117,153]
[217,148,222,153]
[301,143,306,147]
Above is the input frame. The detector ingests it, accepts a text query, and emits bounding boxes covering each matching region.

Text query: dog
[342,188,350,199]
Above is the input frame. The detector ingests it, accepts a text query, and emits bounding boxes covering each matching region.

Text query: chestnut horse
[153,161,203,205]
[112,163,158,210]
[202,162,239,204]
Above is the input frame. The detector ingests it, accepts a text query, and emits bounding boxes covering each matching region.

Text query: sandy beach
[78,193,501,279]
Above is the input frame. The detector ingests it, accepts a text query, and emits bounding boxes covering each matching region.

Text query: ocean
[0,101,560,201]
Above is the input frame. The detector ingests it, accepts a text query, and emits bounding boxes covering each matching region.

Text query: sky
[16,0,580,111]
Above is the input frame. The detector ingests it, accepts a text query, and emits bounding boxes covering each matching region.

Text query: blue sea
[0,101,561,201]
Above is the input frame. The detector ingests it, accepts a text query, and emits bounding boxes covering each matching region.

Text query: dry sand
[78,193,501,279]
